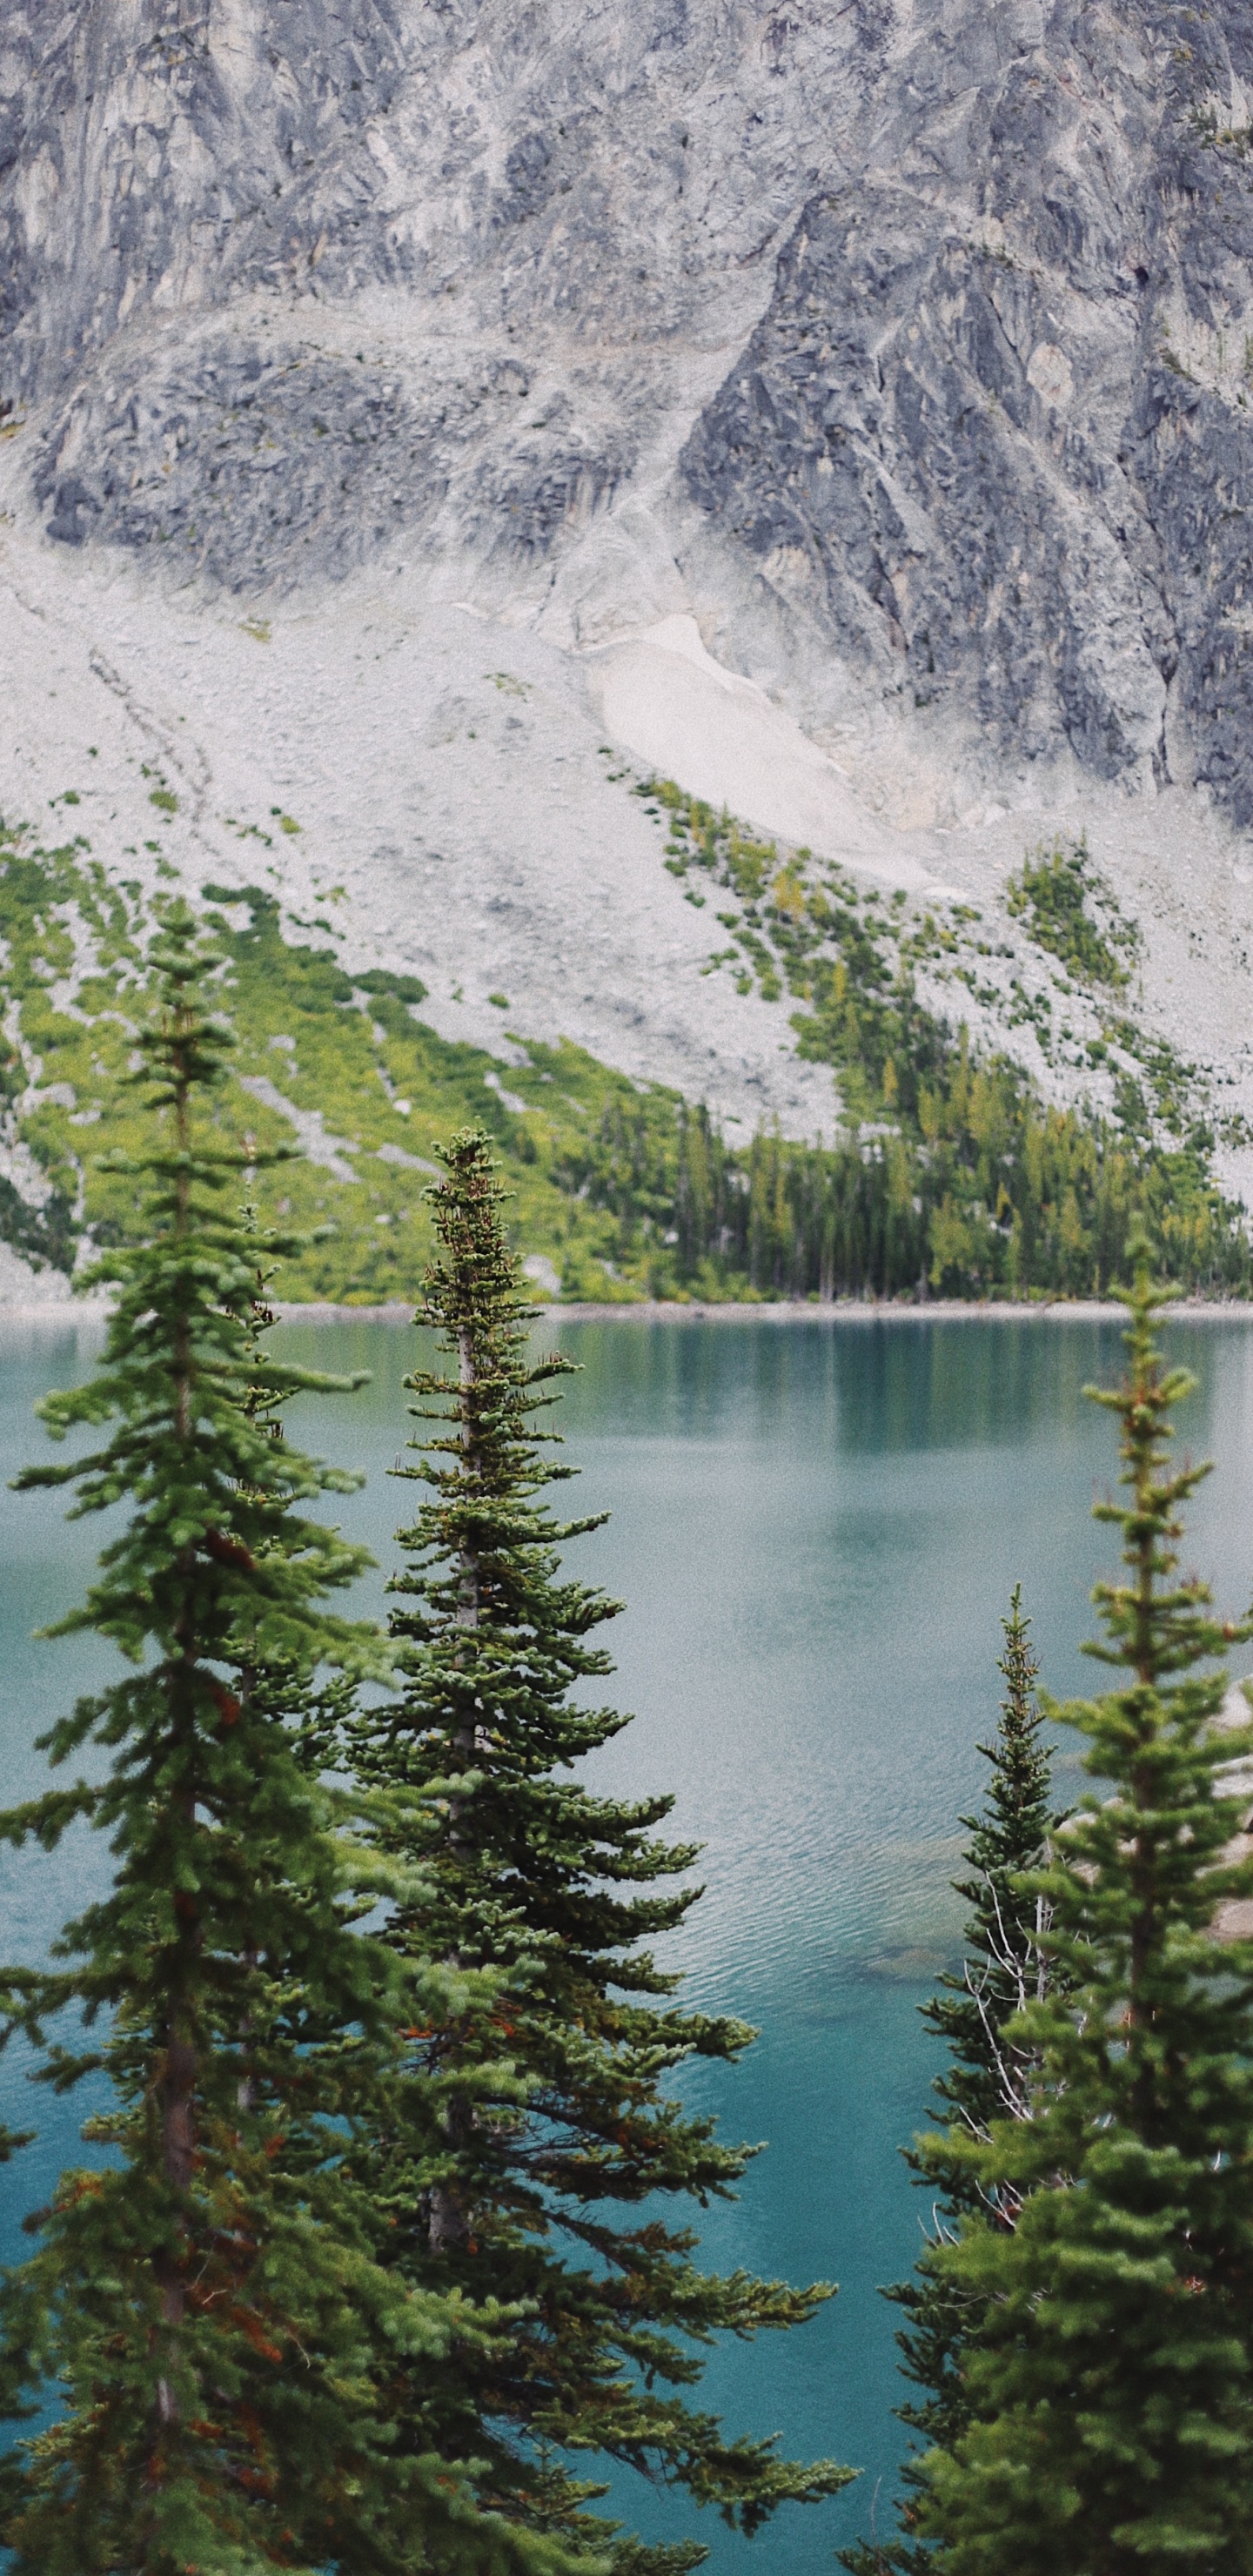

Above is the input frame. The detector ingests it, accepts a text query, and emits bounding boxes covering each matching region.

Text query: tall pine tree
[349,1128,851,2573]
[915,1241,1253,2574]
[0,914,580,2576]
[843,1590,1059,2575]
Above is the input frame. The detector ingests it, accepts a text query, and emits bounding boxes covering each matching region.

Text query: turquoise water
[2,1311,1252,2569]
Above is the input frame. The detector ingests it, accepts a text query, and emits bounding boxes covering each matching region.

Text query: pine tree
[0,914,578,2576]
[348,1128,852,2573]
[917,1588,1058,2222]
[914,1238,1253,2574]
[842,1591,1059,2576]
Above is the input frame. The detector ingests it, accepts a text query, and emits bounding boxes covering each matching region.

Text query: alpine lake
[2,1308,1252,2572]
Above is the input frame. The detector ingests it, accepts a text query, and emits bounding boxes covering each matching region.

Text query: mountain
[2,0,1252,1297]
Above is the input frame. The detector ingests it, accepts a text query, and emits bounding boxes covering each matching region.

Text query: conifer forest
[0,922,1250,2575]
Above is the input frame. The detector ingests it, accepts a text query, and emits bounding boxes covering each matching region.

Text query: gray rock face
[684,1,1253,822]
[30,325,632,589]
[687,175,1174,792]
[36,339,448,586]
[0,0,411,403]
[0,0,885,565]
[4,0,1253,818]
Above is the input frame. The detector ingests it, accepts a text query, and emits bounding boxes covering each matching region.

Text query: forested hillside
[1,793,1244,1303]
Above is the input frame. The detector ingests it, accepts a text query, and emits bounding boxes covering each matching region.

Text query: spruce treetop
[927,1584,1058,2162]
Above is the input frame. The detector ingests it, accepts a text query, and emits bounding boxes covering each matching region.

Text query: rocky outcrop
[1,0,676,589]
[35,339,447,586]
[684,3,1253,823]
[4,1,1253,822]
[0,0,412,403]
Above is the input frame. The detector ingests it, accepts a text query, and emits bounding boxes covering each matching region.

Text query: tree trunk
[427,1319,480,2257]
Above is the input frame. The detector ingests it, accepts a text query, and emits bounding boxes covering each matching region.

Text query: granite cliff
[6,1,1253,816]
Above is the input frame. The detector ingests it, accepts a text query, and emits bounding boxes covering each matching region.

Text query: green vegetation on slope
[1004,834,1137,988]
[0,798,1248,1306]
[0,826,697,1303]
[613,779,1250,1298]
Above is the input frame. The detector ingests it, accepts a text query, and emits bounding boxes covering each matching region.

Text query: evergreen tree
[0,915,576,2576]
[349,1128,852,2573]
[914,1241,1253,2574]
[842,1591,1059,2576]
[916,1588,1059,2221]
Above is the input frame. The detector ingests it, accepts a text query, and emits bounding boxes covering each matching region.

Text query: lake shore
[271,1296,1253,1325]
[1,1294,1250,1331]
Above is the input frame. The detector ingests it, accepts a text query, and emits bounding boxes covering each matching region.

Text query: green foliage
[345,1130,852,2571]
[561,1061,1250,1303]
[1004,836,1137,988]
[351,967,430,1007]
[0,829,707,1304]
[923,1594,1057,2177]
[0,918,573,2576]
[843,1595,1061,2576]
[0,801,1247,1309]
[0,1171,76,1273]
[1188,102,1253,157]
[913,1250,1253,2573]
[613,783,1250,1301]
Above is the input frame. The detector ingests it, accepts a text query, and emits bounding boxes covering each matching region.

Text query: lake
[2,1309,1252,2571]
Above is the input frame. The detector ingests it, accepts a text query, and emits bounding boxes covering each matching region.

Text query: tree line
[559,1050,1250,1305]
[1,906,1252,2573]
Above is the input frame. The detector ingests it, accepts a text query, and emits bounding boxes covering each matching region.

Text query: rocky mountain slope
[2,0,1253,1291]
